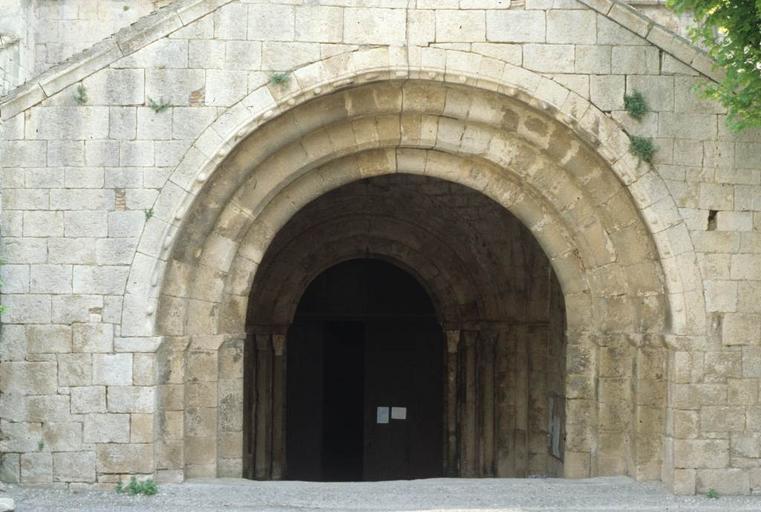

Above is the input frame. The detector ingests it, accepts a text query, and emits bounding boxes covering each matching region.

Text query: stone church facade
[0,0,759,496]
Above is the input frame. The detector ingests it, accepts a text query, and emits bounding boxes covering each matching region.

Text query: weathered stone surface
[0,0,759,497]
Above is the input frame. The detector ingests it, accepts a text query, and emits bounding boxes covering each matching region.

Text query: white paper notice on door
[376,406,390,424]
[391,407,407,420]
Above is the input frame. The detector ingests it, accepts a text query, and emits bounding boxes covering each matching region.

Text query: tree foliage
[667,0,761,131]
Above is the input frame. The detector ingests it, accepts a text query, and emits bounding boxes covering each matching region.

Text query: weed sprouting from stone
[74,84,88,105]
[629,135,656,163]
[270,72,290,86]
[624,90,648,120]
[706,488,719,499]
[116,476,158,496]
[147,97,170,113]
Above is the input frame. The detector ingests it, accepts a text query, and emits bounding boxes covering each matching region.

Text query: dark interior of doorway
[286,259,444,481]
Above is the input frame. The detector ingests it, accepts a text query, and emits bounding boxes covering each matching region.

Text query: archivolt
[149,72,677,482]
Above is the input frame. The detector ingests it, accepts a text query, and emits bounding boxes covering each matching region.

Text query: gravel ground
[7,476,761,512]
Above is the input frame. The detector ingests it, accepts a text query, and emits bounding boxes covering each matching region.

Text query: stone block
[93,354,133,386]
[71,386,106,413]
[597,14,645,45]
[171,107,217,140]
[83,414,130,443]
[575,45,610,74]
[224,41,261,71]
[51,295,103,324]
[20,452,52,484]
[43,421,82,452]
[295,6,342,43]
[547,10,595,44]
[701,406,746,432]
[0,421,43,452]
[2,189,48,210]
[53,452,95,483]
[64,167,105,189]
[145,69,205,106]
[82,69,144,105]
[73,323,114,353]
[611,46,659,75]
[23,211,64,237]
[206,70,248,107]
[344,8,406,45]
[703,351,742,382]
[672,469,695,495]
[0,141,46,167]
[47,141,85,167]
[58,353,92,386]
[696,468,750,495]
[723,313,761,346]
[0,453,20,483]
[590,75,624,111]
[85,140,119,167]
[48,239,93,266]
[673,439,729,469]
[659,112,717,140]
[116,39,188,69]
[213,3,248,40]
[27,324,72,353]
[109,106,137,140]
[96,239,138,265]
[1,295,52,324]
[108,211,145,238]
[130,413,154,443]
[26,107,109,140]
[50,189,115,210]
[0,325,27,361]
[261,42,321,71]
[436,10,486,42]
[107,386,155,413]
[716,212,753,232]
[486,11,545,42]
[30,264,72,293]
[133,353,157,386]
[120,140,154,167]
[0,361,57,394]
[189,39,226,69]
[523,44,574,73]
[137,107,172,140]
[96,444,153,473]
[73,266,130,295]
[672,410,699,439]
[248,4,294,41]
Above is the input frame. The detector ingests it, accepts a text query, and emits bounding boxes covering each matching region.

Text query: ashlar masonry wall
[0,0,759,495]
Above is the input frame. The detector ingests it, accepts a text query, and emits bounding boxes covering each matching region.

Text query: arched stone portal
[154,78,669,485]
[244,175,568,481]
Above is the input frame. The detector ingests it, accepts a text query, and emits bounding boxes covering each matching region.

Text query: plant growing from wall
[706,488,720,499]
[147,97,170,113]
[73,84,88,105]
[116,476,158,496]
[270,72,290,87]
[629,135,656,164]
[624,90,648,120]
[144,208,154,220]
[667,0,761,130]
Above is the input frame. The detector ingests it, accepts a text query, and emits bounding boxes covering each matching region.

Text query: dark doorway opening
[286,259,444,481]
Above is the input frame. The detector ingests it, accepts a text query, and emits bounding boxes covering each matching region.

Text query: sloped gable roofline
[0,0,722,121]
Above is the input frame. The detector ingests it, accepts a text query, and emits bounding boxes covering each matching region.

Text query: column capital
[272,334,286,356]
[446,330,461,353]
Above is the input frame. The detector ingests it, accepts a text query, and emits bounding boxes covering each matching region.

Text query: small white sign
[376,406,390,424]
[391,407,407,420]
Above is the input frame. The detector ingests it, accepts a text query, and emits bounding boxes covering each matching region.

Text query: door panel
[363,319,443,480]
